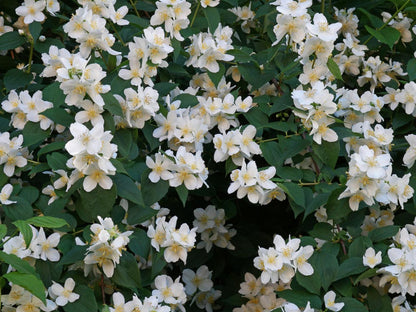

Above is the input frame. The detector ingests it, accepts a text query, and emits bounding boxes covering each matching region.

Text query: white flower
[31,227,61,261]
[49,278,80,306]
[363,247,382,268]
[15,0,46,24]
[307,13,342,42]
[324,291,344,312]
[0,184,16,205]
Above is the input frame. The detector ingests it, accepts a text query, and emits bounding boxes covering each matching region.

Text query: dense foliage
[1,0,416,311]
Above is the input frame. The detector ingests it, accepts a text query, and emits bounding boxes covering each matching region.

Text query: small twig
[190,2,201,28]
[337,225,347,255]
[109,22,125,46]
[100,274,106,304]
[129,0,140,17]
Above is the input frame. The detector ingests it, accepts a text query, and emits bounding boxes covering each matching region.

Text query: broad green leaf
[0,32,26,50]
[341,297,367,312]
[3,197,33,221]
[365,25,401,49]
[280,182,305,208]
[46,152,68,170]
[29,22,42,41]
[41,108,73,127]
[174,93,199,108]
[228,48,252,63]
[113,129,133,158]
[112,251,141,289]
[279,289,322,310]
[26,216,68,228]
[38,141,66,157]
[59,245,88,265]
[368,225,399,242]
[23,122,49,147]
[76,184,117,222]
[313,140,340,169]
[367,287,393,312]
[0,224,6,241]
[63,285,98,312]
[176,184,188,207]
[308,222,333,241]
[127,203,158,225]
[354,268,378,285]
[103,93,123,116]
[207,63,225,87]
[128,229,151,258]
[4,69,32,91]
[112,173,144,206]
[326,188,351,221]
[19,186,39,204]
[327,57,343,81]
[141,171,169,206]
[335,257,367,281]
[4,272,46,304]
[407,58,416,81]
[204,7,220,33]
[42,82,65,108]
[0,251,37,275]
[244,107,268,129]
[13,220,33,247]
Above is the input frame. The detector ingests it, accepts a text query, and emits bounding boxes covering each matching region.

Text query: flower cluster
[16,0,60,24]
[378,226,416,296]
[229,4,256,34]
[119,26,173,86]
[147,216,197,263]
[0,132,28,177]
[63,7,119,57]
[2,284,57,312]
[84,216,133,277]
[65,122,117,192]
[193,205,236,252]
[150,0,191,41]
[254,234,314,284]
[48,278,80,307]
[228,160,285,205]
[115,85,160,129]
[146,147,208,190]
[1,90,53,130]
[186,24,234,73]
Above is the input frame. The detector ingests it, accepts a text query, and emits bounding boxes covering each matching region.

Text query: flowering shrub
[2,0,416,311]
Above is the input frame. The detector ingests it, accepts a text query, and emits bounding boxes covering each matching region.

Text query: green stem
[129,0,140,17]
[26,38,34,74]
[190,2,201,28]
[321,0,325,13]
[363,0,411,45]
[109,22,125,46]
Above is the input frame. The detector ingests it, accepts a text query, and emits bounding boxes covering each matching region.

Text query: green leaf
[42,82,65,108]
[228,48,252,63]
[141,171,169,206]
[367,287,393,312]
[244,108,268,129]
[261,136,310,167]
[112,251,141,289]
[4,69,32,91]
[113,129,133,158]
[204,7,220,33]
[41,108,73,127]
[354,268,378,285]
[335,257,366,281]
[59,245,88,265]
[365,25,401,49]
[279,289,322,309]
[23,121,49,147]
[103,93,123,116]
[176,184,188,207]
[326,188,351,221]
[38,141,66,157]
[174,93,199,108]
[46,152,68,170]
[128,229,151,259]
[29,22,42,42]
[280,182,305,207]
[127,203,158,225]
[19,186,39,204]
[349,236,372,257]
[0,32,26,50]
[76,184,117,222]
[0,251,37,275]
[112,173,144,206]
[368,225,399,242]
[207,63,225,87]
[341,297,367,312]
[26,216,68,228]
[407,58,416,81]
[63,285,98,312]
[0,224,6,241]
[309,222,333,241]
[3,197,33,221]
[13,220,33,247]
[327,57,343,81]
[304,193,330,219]
[3,272,46,304]
[313,140,340,169]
